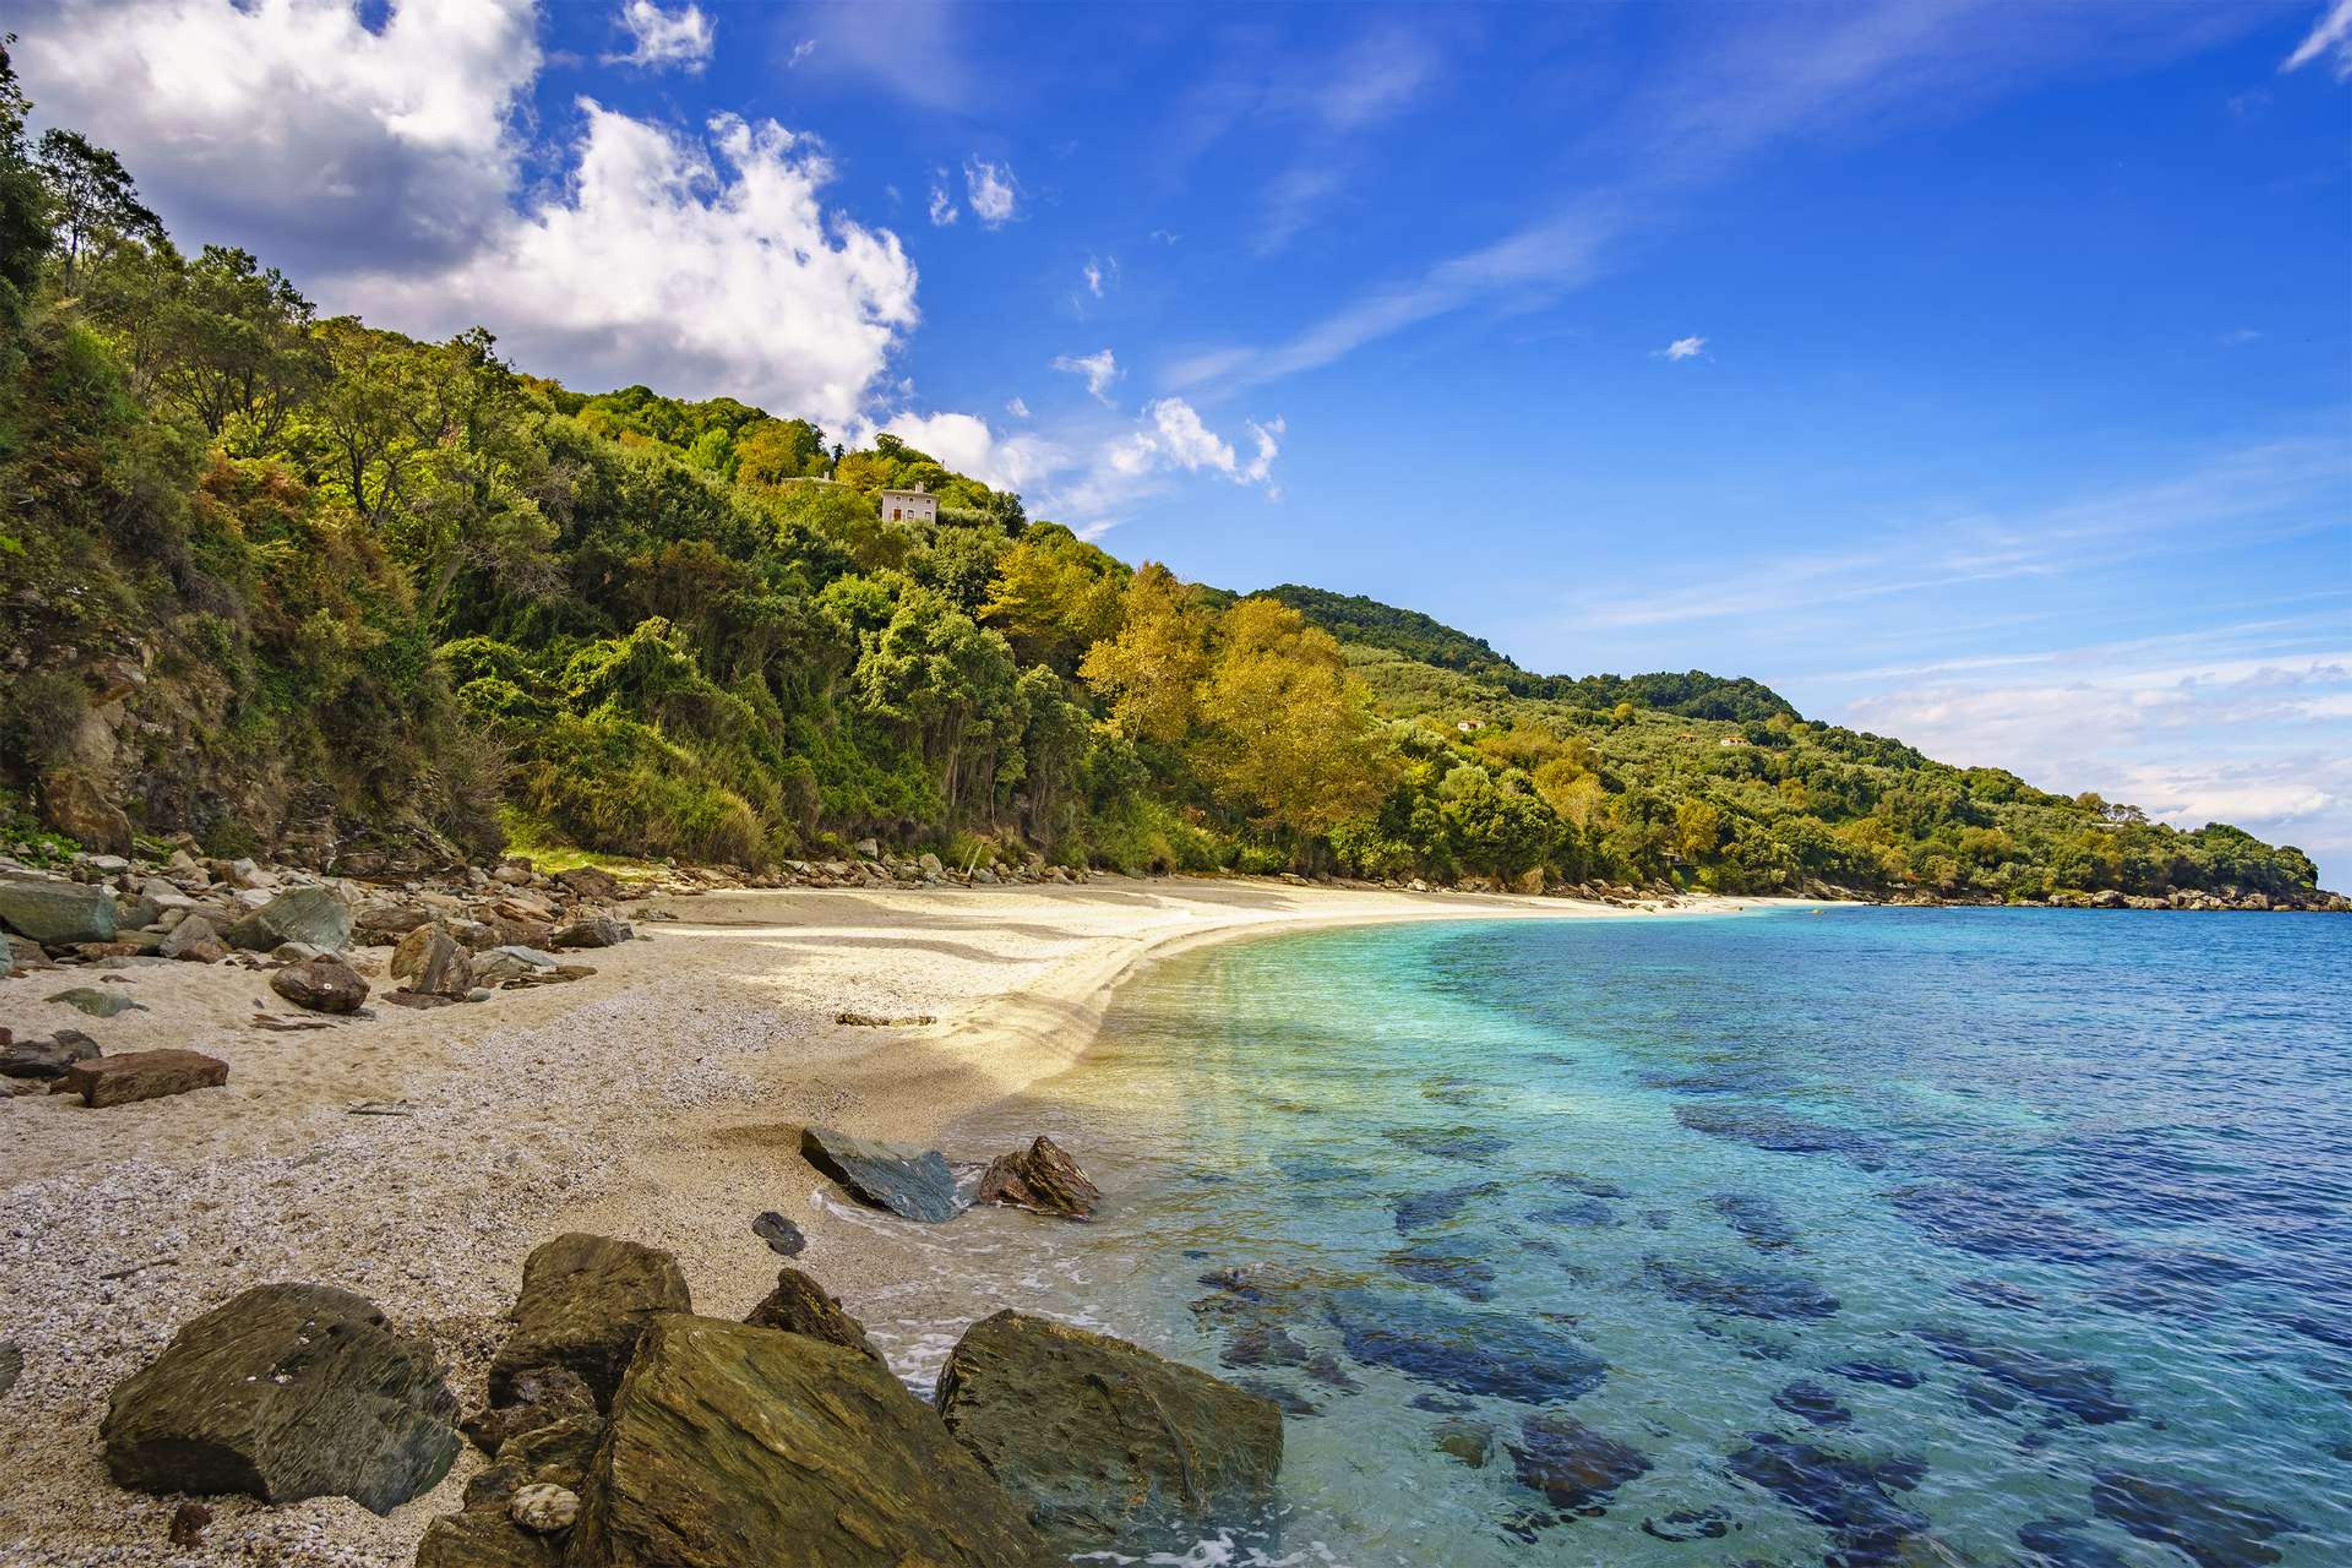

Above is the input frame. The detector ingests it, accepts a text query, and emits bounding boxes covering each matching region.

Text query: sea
[905,907,2352,1567]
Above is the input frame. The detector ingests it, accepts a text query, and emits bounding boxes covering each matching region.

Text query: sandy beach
[0,876,1766,1566]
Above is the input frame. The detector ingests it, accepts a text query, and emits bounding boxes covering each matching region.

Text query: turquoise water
[942,908,2352,1567]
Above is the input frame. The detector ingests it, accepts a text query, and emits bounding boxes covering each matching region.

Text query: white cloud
[963,157,1018,226]
[607,0,712,72]
[1106,399,1283,493]
[2284,0,2352,78]
[788,38,818,67]
[927,171,959,227]
[1050,348,1121,404]
[877,410,1064,495]
[16,0,540,277]
[1659,334,1708,361]
[1005,396,1031,420]
[1082,256,1105,298]
[347,103,918,429]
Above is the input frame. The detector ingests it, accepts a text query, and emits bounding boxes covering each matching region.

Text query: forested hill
[0,56,2334,909]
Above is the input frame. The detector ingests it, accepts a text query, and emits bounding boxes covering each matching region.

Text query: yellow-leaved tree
[1077,562,1210,744]
[1194,596,1395,843]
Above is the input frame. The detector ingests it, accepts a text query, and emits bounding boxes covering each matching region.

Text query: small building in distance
[1457,718,1485,733]
[879,486,938,526]
[1717,734,1751,748]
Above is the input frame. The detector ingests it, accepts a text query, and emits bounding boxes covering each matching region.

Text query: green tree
[0,37,52,324]
[34,128,160,291]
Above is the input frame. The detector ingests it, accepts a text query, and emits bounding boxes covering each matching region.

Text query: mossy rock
[488,1234,691,1411]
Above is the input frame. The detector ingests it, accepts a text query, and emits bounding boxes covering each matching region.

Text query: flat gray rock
[0,873,117,945]
[224,886,352,952]
[800,1126,962,1223]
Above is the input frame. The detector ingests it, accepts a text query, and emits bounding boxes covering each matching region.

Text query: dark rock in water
[1303,1351,1362,1392]
[1915,1328,2131,1425]
[1952,1276,2044,1311]
[2,1027,99,1079]
[2089,1469,2296,1568]
[1645,1257,1841,1321]
[270,954,370,1014]
[1674,1103,1886,1167]
[1958,1378,2022,1417]
[1828,1360,1923,1390]
[1393,1180,1505,1234]
[488,1234,692,1411]
[1641,1207,1677,1230]
[0,872,118,945]
[103,1283,459,1513]
[564,1314,1052,1567]
[1433,1419,1491,1468]
[1387,1246,1499,1302]
[1725,1431,1928,1566]
[1276,1153,1370,1188]
[1529,1197,1621,1229]
[1544,1172,1631,1200]
[1641,1509,1732,1542]
[56,1048,227,1107]
[1772,1379,1853,1427]
[1713,1193,1799,1250]
[1219,1319,1311,1370]
[1235,1377,1321,1416]
[935,1310,1283,1556]
[744,1268,887,1369]
[972,1136,1101,1220]
[1325,1289,1605,1404]
[1893,1183,2123,1265]
[1507,1413,1652,1518]
[1385,1124,1511,1163]
[1409,1392,1476,1414]
[224,885,351,952]
[750,1211,805,1257]
[461,1363,598,1456]
[2017,1517,2135,1568]
[800,1125,962,1223]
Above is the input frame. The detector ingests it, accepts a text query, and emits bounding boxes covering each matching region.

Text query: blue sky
[15,0,2352,881]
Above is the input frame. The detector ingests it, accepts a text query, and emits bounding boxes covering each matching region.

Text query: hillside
[0,61,2333,910]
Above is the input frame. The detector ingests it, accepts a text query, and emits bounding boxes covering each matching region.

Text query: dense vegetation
[0,56,2328,904]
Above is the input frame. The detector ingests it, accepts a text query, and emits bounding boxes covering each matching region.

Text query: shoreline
[0,876,1782,1565]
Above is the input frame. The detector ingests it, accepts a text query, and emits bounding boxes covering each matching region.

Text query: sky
[13,0,2352,883]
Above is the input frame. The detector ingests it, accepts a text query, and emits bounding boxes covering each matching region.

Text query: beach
[0,876,1752,1566]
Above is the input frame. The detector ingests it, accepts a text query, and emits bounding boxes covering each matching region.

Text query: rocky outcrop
[973,1136,1101,1220]
[102,1283,459,1514]
[270,954,370,1013]
[224,885,351,952]
[743,1269,887,1368]
[0,872,118,946]
[55,1048,227,1107]
[800,1125,962,1223]
[488,1234,692,1411]
[933,1310,1284,1554]
[39,768,134,856]
[565,1314,1053,1567]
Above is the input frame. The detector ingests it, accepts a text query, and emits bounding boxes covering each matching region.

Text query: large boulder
[973,1136,1101,1220]
[270,954,371,1014]
[933,1310,1284,1554]
[224,885,352,953]
[1,1028,99,1079]
[102,1283,459,1513]
[799,1125,962,1223]
[743,1269,886,1369]
[39,768,133,858]
[551,915,631,950]
[392,924,473,998]
[55,1048,227,1107]
[0,872,118,946]
[565,1314,1053,1568]
[488,1234,692,1411]
[159,914,225,960]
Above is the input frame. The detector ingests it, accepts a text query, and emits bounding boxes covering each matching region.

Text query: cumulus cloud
[2284,0,2352,78]
[15,0,539,277]
[346,104,918,429]
[876,410,1063,495]
[1050,348,1121,403]
[1659,334,1708,361]
[606,0,713,72]
[963,157,1018,225]
[1107,399,1283,491]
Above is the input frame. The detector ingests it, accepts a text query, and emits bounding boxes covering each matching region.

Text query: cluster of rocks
[801,1126,1104,1225]
[95,1228,1283,1567]
[774,840,1093,891]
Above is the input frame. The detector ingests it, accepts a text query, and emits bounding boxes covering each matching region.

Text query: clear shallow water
[936,908,2352,1567]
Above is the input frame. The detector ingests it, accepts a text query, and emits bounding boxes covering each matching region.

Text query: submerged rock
[270,954,370,1014]
[55,1047,226,1107]
[2089,1469,2295,1568]
[1433,1419,1491,1468]
[1645,1256,1841,1321]
[1915,1327,2132,1425]
[1828,1360,1924,1390]
[1387,1245,1500,1302]
[102,1283,459,1513]
[934,1309,1283,1555]
[1725,1431,1928,1565]
[488,1234,692,1410]
[1325,1289,1605,1404]
[1771,1378,1853,1427]
[1508,1412,1652,1518]
[1675,1103,1886,1167]
[1392,1180,1506,1234]
[742,1268,886,1368]
[1385,1124,1512,1162]
[972,1135,1101,1219]
[1712,1192,1800,1249]
[800,1125,962,1223]
[567,1314,1052,1567]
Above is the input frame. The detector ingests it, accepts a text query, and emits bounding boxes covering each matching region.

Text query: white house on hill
[880,487,938,526]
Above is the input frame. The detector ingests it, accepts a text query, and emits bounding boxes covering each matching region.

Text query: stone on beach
[742,1267,888,1368]
[551,915,631,949]
[0,871,118,945]
[224,884,352,952]
[488,1233,693,1411]
[973,1135,1102,1219]
[933,1309,1284,1555]
[270,953,371,1014]
[47,984,146,1019]
[1,1028,99,1079]
[101,1282,460,1513]
[55,1047,227,1107]
[565,1314,1054,1567]
[393,924,475,998]
[800,1125,963,1222]
[750,1210,807,1256]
